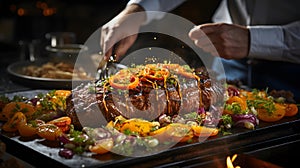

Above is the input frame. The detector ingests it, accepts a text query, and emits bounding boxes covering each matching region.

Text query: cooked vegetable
[18,119,45,137]
[177,68,197,79]
[1,102,35,121]
[89,138,114,154]
[284,103,298,117]
[223,96,248,115]
[47,116,72,133]
[57,125,94,158]
[50,90,71,111]
[2,112,26,132]
[53,90,72,98]
[1,73,299,159]
[118,118,160,136]
[0,95,10,112]
[231,114,259,130]
[59,148,74,159]
[142,65,170,80]
[162,64,197,79]
[109,69,140,90]
[37,124,63,141]
[191,125,219,137]
[257,103,286,122]
[150,123,194,143]
[227,85,240,97]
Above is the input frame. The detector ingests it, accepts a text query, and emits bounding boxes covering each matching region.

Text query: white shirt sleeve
[212,0,232,24]
[248,20,300,63]
[248,25,284,61]
[127,0,186,24]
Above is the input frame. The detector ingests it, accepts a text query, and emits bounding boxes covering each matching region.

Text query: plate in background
[6,59,94,89]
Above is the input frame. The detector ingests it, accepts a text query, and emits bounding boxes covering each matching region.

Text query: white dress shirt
[127,0,300,64]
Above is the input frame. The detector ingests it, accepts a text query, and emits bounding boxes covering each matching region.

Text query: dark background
[0,0,220,92]
[0,0,220,55]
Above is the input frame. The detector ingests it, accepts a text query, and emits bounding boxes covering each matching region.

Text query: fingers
[190,24,220,56]
[101,31,137,61]
[189,23,219,40]
[100,20,140,61]
[188,23,249,59]
[192,35,210,46]
[114,34,138,60]
[100,26,113,60]
[199,23,221,34]
[189,23,220,54]
[189,26,205,40]
[100,5,145,61]
[101,26,127,61]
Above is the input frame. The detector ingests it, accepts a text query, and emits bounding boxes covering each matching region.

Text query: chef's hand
[101,4,146,61]
[188,23,250,59]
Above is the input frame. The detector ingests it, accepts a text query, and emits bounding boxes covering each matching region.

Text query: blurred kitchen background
[0,0,220,58]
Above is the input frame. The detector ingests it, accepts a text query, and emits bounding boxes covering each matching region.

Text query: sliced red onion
[227,86,240,97]
[58,134,70,145]
[203,109,222,127]
[158,114,171,126]
[59,148,74,159]
[203,118,220,127]
[29,98,40,106]
[197,107,205,115]
[231,114,259,129]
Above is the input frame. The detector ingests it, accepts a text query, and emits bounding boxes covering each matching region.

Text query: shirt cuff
[127,0,165,24]
[248,25,284,61]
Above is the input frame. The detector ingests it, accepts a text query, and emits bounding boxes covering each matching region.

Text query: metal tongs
[96,53,127,80]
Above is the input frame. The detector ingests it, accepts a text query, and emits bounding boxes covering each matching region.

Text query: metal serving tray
[1,90,299,168]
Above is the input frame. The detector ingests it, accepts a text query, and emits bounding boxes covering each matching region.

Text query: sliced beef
[65,66,225,129]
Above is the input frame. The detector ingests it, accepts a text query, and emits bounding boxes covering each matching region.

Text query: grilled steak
[65,64,224,129]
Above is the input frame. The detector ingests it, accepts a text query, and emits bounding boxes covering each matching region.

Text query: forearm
[118,4,146,24]
[101,4,146,59]
[248,20,300,64]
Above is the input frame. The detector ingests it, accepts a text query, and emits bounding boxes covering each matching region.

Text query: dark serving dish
[1,90,300,168]
[6,60,93,90]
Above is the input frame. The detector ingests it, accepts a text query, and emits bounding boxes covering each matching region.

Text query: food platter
[2,60,300,167]
[6,59,93,89]
[1,107,299,167]
[2,61,300,167]
[1,88,300,168]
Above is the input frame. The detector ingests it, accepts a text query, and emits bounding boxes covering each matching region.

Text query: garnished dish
[7,60,94,89]
[0,63,299,161]
[66,63,224,128]
[21,62,93,80]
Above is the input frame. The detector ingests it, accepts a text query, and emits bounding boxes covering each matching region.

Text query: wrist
[123,4,146,25]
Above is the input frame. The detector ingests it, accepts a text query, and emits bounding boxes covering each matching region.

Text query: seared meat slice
[65,65,225,129]
[65,84,113,129]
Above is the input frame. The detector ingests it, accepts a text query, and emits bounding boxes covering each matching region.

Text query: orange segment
[191,125,219,137]
[1,102,35,121]
[2,112,27,132]
[37,124,63,141]
[150,123,193,143]
[257,103,286,122]
[284,103,298,117]
[47,116,72,133]
[89,138,114,154]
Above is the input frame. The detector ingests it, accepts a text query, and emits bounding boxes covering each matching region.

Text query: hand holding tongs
[96,51,127,80]
[96,53,117,80]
